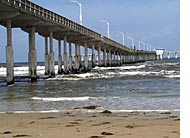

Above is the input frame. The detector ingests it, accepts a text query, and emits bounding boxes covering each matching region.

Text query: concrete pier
[84,42,88,71]
[6,20,14,85]
[28,27,37,82]
[120,54,123,65]
[175,52,178,59]
[58,39,63,74]
[109,50,112,66]
[0,0,158,85]
[103,49,107,67]
[113,51,116,66]
[98,46,101,66]
[63,36,68,74]
[117,53,119,65]
[44,37,49,75]
[69,43,72,71]
[91,45,96,68]
[74,43,80,72]
[49,32,55,77]
[167,53,171,59]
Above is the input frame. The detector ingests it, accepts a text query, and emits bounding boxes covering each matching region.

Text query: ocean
[0,59,180,115]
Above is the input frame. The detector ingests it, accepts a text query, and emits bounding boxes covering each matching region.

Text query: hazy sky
[0,0,179,62]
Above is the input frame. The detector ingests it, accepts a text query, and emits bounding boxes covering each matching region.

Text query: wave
[31,96,120,101]
[93,65,146,70]
[0,109,180,114]
[47,69,179,81]
[164,75,180,79]
[0,64,179,80]
[31,96,96,101]
[0,65,60,77]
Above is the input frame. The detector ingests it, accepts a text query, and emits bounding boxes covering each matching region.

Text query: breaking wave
[31,96,96,101]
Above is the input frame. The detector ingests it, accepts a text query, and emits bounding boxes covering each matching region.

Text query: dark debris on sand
[89,136,103,138]
[1,131,12,134]
[13,134,31,137]
[101,110,112,114]
[101,132,114,135]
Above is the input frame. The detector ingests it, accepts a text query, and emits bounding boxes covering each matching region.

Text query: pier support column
[49,32,55,77]
[63,36,68,74]
[167,53,171,59]
[69,43,72,71]
[78,45,81,67]
[120,54,123,65]
[175,52,178,59]
[117,53,119,66]
[110,50,112,66]
[58,39,63,74]
[74,43,80,71]
[28,27,37,82]
[98,46,101,66]
[113,51,116,66]
[103,49,107,67]
[126,55,129,63]
[84,42,88,71]
[44,37,49,75]
[134,54,136,62]
[6,20,14,85]
[124,55,127,63]
[108,50,111,66]
[92,45,96,68]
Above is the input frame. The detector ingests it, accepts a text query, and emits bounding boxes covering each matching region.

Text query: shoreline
[0,109,180,115]
[0,111,180,138]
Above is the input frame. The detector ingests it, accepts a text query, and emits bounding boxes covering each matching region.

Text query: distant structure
[156,49,165,60]
[165,50,180,59]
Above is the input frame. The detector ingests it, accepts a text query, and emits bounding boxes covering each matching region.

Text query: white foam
[93,65,146,70]
[0,64,179,80]
[109,109,180,113]
[164,75,180,78]
[0,109,180,114]
[0,65,60,77]
[75,73,98,78]
[160,70,176,75]
[47,69,179,81]
[31,96,95,101]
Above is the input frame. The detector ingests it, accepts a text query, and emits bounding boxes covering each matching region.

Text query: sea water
[0,59,180,114]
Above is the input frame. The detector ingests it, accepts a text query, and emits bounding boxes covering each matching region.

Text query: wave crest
[31,96,95,101]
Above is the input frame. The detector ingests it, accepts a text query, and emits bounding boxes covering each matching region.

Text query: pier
[0,0,156,85]
[156,49,180,60]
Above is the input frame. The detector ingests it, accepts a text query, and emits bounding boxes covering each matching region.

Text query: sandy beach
[0,111,179,138]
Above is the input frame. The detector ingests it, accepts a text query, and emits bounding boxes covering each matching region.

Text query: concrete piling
[91,45,95,68]
[44,36,49,75]
[98,46,101,66]
[109,50,112,66]
[69,42,72,71]
[103,49,107,67]
[74,43,80,72]
[58,39,63,74]
[6,20,14,85]
[63,36,68,74]
[28,26,37,82]
[84,42,88,71]
[49,32,55,77]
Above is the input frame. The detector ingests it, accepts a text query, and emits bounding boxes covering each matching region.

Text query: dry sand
[0,111,179,138]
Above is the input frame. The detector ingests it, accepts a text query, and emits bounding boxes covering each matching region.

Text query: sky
[0,0,179,62]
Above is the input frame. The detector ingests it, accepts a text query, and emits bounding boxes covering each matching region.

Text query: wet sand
[0,112,179,138]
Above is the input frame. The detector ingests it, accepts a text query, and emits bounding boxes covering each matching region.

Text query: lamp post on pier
[127,36,135,49]
[100,20,110,38]
[118,31,125,46]
[70,0,83,25]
